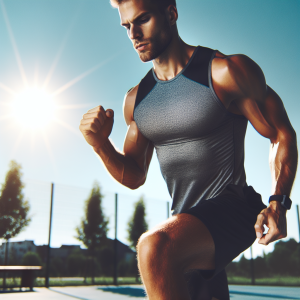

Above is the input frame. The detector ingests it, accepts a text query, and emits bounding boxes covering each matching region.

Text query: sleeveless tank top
[133,46,248,215]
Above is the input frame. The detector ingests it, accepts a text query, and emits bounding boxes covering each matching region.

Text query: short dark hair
[110,0,176,10]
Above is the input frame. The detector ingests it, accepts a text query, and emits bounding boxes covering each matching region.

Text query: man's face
[119,0,173,62]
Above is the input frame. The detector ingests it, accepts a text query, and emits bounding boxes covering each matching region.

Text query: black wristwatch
[269,195,292,210]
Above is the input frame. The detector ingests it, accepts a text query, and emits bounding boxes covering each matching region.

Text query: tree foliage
[98,246,114,276]
[127,196,149,251]
[0,160,30,240]
[266,238,299,275]
[22,252,42,266]
[226,238,300,277]
[75,181,109,251]
[67,251,86,276]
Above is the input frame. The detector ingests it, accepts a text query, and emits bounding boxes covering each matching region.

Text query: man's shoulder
[212,51,265,95]
[212,51,262,78]
[125,84,139,105]
[122,68,155,125]
[123,84,139,125]
[211,51,267,114]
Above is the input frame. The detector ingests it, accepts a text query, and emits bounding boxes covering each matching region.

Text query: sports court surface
[0,285,300,300]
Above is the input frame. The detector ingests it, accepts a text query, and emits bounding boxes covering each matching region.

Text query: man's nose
[128,24,142,40]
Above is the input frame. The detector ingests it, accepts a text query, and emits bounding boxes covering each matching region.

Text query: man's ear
[166,5,178,26]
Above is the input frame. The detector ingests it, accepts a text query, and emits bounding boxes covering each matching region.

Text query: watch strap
[269,195,292,210]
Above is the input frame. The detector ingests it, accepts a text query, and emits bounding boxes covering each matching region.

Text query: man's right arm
[79,86,154,189]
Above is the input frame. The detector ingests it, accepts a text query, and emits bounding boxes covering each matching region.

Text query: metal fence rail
[0,180,171,287]
[0,179,299,288]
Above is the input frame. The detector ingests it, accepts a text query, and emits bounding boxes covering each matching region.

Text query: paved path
[0,286,144,300]
[0,285,299,299]
[229,285,300,300]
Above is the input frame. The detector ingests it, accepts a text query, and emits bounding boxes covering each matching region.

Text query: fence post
[3,240,9,290]
[250,246,255,285]
[297,205,300,280]
[113,193,118,286]
[45,183,54,288]
[296,205,300,244]
[167,201,170,219]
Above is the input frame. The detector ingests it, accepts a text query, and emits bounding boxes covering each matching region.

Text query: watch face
[281,195,292,210]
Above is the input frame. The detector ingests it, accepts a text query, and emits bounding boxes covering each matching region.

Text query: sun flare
[0,0,114,166]
[11,88,56,130]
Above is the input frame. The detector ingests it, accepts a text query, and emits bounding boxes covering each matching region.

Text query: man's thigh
[141,212,216,272]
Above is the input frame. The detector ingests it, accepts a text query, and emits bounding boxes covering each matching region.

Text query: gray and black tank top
[133,46,248,215]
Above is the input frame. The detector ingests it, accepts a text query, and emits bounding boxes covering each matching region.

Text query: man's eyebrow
[121,12,150,27]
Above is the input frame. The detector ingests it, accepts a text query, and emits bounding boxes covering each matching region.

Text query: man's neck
[152,38,196,81]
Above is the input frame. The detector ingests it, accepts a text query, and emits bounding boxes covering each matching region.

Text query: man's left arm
[225,54,298,245]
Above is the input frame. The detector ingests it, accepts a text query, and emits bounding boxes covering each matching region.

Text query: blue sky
[0,0,299,258]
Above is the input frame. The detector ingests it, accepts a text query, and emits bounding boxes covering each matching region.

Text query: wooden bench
[0,266,42,291]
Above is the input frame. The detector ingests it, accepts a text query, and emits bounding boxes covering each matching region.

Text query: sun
[0,0,116,160]
[11,88,56,130]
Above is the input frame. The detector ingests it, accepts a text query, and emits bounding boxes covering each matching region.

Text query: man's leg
[136,213,215,300]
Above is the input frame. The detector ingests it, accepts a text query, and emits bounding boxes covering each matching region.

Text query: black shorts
[181,184,267,299]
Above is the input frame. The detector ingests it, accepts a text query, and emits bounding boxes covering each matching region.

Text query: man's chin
[138,51,155,63]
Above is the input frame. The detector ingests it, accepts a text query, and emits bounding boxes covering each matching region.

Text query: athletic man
[79,0,298,299]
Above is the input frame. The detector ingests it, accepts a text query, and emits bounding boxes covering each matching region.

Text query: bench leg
[3,271,6,290]
[21,270,34,291]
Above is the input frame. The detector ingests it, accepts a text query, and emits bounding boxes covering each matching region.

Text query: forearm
[93,139,145,189]
[270,132,298,197]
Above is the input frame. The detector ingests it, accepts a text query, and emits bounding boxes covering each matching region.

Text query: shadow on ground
[0,289,34,294]
[98,286,146,297]
[229,290,300,299]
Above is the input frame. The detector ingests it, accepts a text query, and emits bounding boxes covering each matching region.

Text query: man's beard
[138,32,172,62]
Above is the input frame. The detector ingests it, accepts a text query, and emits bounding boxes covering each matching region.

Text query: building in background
[0,239,135,265]
[0,240,36,264]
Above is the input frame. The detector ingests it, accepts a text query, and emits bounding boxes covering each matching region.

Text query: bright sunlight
[11,88,56,130]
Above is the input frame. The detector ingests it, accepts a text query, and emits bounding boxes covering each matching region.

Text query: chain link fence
[0,179,170,287]
[0,179,299,288]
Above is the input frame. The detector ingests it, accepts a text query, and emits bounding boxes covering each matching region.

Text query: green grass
[254,276,300,286]
[0,277,22,288]
[227,275,300,286]
[1,276,299,288]
[227,276,252,285]
[0,276,142,288]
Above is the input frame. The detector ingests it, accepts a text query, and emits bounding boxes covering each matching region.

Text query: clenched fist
[254,201,287,245]
[79,105,114,149]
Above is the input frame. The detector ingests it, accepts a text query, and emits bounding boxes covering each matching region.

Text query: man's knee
[137,230,172,264]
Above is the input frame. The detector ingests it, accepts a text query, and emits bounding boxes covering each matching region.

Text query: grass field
[1,276,299,288]
[227,276,300,286]
[0,276,142,288]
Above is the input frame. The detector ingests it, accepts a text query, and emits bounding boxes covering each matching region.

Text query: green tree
[253,255,269,278]
[127,196,149,251]
[266,238,299,275]
[0,160,30,281]
[76,181,109,250]
[22,252,42,283]
[75,182,109,282]
[127,196,148,282]
[67,252,86,276]
[51,257,66,277]
[22,252,42,266]
[117,254,137,277]
[0,161,30,241]
[236,254,250,277]
[98,246,114,276]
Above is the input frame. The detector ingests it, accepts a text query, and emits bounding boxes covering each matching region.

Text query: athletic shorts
[180,184,267,299]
